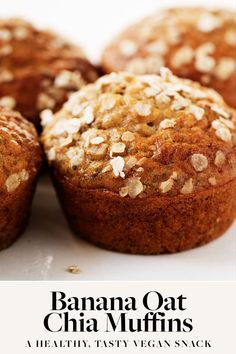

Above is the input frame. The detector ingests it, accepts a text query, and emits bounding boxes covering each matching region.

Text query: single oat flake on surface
[67,265,81,274]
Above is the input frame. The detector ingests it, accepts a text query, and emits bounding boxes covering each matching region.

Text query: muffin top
[0,107,42,194]
[0,18,98,127]
[102,7,236,108]
[42,69,236,198]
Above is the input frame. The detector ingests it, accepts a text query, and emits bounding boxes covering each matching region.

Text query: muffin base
[0,180,38,251]
[54,174,236,254]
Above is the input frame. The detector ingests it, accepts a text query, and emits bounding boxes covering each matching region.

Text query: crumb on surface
[67,265,81,274]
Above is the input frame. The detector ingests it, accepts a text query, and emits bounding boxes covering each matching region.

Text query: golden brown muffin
[42,69,236,254]
[102,8,236,108]
[0,107,42,250]
[0,18,98,129]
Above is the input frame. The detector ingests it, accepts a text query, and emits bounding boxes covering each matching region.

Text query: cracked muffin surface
[42,69,236,199]
[102,8,236,108]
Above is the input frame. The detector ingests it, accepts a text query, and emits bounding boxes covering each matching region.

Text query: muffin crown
[103,8,236,74]
[42,69,236,198]
[102,7,236,108]
[0,18,98,125]
[0,108,41,193]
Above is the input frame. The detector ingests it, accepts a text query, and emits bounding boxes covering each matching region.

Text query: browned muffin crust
[53,177,236,254]
[42,70,236,254]
[102,8,236,108]
[0,107,42,250]
[0,18,98,128]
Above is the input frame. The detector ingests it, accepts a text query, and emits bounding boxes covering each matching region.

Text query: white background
[0,0,235,281]
[1,0,236,62]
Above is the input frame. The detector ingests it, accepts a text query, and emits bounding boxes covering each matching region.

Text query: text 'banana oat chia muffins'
[42,69,236,254]
[0,18,98,129]
[102,8,236,109]
[0,107,42,250]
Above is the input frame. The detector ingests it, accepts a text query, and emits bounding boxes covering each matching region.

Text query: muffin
[42,69,236,254]
[102,8,236,108]
[0,18,98,129]
[0,107,42,250]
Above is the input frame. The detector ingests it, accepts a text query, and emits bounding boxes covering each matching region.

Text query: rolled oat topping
[110,142,126,157]
[159,118,176,129]
[0,96,16,109]
[211,120,232,142]
[181,178,194,194]
[171,46,194,68]
[225,29,236,46]
[0,44,12,56]
[208,176,217,186]
[187,105,204,120]
[195,54,216,73]
[54,70,85,90]
[110,156,125,178]
[214,57,236,80]
[90,136,105,145]
[102,8,236,108]
[40,109,54,126]
[0,28,12,41]
[0,69,14,82]
[13,26,29,40]
[5,169,29,193]
[214,150,226,167]
[134,102,151,116]
[197,13,222,32]
[119,39,138,57]
[0,106,42,199]
[159,172,177,193]
[119,185,129,197]
[0,18,98,126]
[42,69,236,198]
[124,177,144,198]
[121,131,135,142]
[191,154,208,172]
[37,93,56,110]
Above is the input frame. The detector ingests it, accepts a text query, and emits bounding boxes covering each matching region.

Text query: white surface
[0,0,235,280]
[0,175,235,281]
